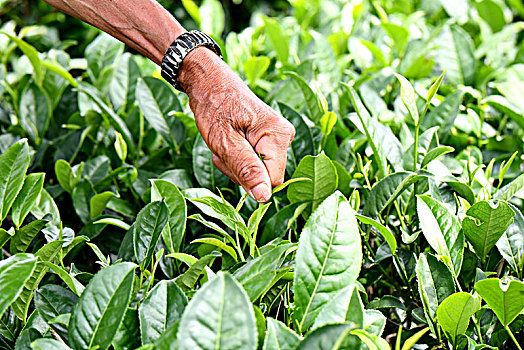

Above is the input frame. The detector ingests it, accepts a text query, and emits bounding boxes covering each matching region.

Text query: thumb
[219,134,272,203]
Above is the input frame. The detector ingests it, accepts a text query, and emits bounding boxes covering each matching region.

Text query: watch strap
[161,30,222,91]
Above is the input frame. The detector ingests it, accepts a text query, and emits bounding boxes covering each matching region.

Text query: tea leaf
[69,262,136,350]
[294,192,361,332]
[475,278,524,327]
[177,271,257,350]
[436,292,480,346]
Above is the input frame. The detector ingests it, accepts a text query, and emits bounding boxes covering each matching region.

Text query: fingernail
[250,183,270,203]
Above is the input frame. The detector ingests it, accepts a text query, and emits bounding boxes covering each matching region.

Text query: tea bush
[0,0,523,349]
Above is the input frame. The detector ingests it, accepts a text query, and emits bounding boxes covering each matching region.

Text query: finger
[254,118,295,187]
[255,137,289,187]
[212,154,239,184]
[220,134,272,203]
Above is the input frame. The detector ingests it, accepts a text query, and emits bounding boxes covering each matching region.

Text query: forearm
[42,0,185,65]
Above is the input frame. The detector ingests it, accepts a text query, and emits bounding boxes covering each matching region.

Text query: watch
[161,30,222,91]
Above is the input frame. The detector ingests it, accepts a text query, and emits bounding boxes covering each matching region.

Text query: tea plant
[0,0,523,349]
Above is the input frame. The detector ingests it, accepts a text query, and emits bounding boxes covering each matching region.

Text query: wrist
[177,46,225,94]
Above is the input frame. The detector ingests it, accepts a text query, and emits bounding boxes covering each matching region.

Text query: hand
[178,48,295,203]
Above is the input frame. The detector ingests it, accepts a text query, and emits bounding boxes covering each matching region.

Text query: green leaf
[421,90,464,141]
[263,17,289,64]
[182,0,201,24]
[41,59,78,88]
[287,154,338,213]
[55,159,77,194]
[421,146,454,169]
[72,180,95,224]
[401,327,429,350]
[42,261,85,296]
[367,295,406,310]
[462,201,515,263]
[9,219,47,254]
[151,179,187,254]
[85,33,124,82]
[263,318,300,350]
[77,83,135,156]
[435,25,476,86]
[69,262,136,350]
[426,70,446,102]
[496,203,524,274]
[95,217,131,231]
[296,323,355,350]
[235,243,295,301]
[133,201,169,270]
[0,254,37,319]
[496,174,524,201]
[394,73,419,124]
[475,278,524,327]
[364,310,386,337]
[312,284,364,330]
[11,173,45,228]
[174,252,221,292]
[320,112,337,148]
[350,329,390,350]
[244,56,270,86]
[191,238,237,261]
[278,103,315,176]
[284,72,323,123]
[272,177,311,195]
[192,135,230,190]
[31,339,71,350]
[482,95,524,130]
[31,188,60,227]
[34,284,77,339]
[136,77,183,149]
[177,271,257,350]
[416,253,455,334]
[382,23,409,56]
[114,131,127,162]
[0,32,42,84]
[0,139,30,224]
[113,308,140,350]
[188,214,235,245]
[476,0,506,32]
[189,195,248,239]
[363,172,426,218]
[356,214,397,254]
[19,83,51,145]
[199,0,225,37]
[0,227,13,249]
[436,292,481,346]
[139,280,187,344]
[260,202,308,245]
[417,195,465,276]
[109,53,140,111]
[444,179,475,205]
[344,84,387,175]
[12,241,63,321]
[89,191,116,219]
[294,191,362,332]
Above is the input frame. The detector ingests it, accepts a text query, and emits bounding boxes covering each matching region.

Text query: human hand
[178,48,295,203]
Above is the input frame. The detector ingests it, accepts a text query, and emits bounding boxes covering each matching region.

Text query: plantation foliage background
[0,0,524,349]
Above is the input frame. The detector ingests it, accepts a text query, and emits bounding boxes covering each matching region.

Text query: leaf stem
[506,325,523,350]
[412,102,429,172]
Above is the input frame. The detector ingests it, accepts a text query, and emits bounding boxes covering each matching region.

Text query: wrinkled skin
[42,0,295,202]
[179,48,295,202]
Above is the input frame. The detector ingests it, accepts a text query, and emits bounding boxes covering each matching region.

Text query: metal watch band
[161,30,222,92]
